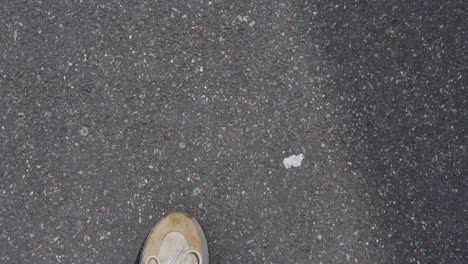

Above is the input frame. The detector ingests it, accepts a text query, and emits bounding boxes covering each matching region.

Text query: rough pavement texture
[1,1,466,263]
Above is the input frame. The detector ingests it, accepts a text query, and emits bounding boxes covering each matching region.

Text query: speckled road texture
[1,1,466,263]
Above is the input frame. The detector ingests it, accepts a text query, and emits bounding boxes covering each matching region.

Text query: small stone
[179,142,186,149]
[317,234,322,240]
[17,112,26,117]
[79,127,89,136]
[192,187,202,196]
[53,236,59,242]
[249,21,255,27]
[346,253,350,261]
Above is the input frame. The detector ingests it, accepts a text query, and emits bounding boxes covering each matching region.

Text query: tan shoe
[140,213,209,264]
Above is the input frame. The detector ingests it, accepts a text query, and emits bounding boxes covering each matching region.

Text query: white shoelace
[144,249,202,264]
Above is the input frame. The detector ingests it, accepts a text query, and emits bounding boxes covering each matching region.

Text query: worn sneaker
[140,213,209,264]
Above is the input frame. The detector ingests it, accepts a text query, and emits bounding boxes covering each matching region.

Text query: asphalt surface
[0,1,466,263]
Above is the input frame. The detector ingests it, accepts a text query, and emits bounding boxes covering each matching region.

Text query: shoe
[140,213,209,264]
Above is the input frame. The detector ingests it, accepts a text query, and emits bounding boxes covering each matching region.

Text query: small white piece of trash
[283,154,304,169]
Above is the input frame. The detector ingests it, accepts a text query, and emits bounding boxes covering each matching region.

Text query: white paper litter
[283,154,304,169]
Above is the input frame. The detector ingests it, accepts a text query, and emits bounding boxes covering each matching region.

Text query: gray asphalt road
[1,1,466,263]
